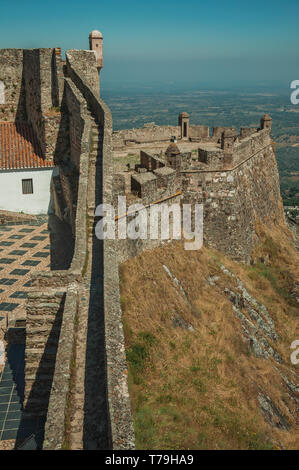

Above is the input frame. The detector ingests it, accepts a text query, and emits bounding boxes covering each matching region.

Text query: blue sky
[1,0,299,87]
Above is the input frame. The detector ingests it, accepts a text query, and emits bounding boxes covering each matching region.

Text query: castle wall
[116,193,182,263]
[0,49,26,121]
[23,80,91,417]
[41,51,135,450]
[182,141,283,261]
[189,125,209,140]
[65,49,100,98]
[24,289,67,414]
[212,126,236,142]
[113,124,211,148]
[23,49,64,161]
[112,125,180,148]
[233,128,270,165]
[0,48,64,161]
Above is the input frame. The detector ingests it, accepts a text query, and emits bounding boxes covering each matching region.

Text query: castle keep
[0,30,285,449]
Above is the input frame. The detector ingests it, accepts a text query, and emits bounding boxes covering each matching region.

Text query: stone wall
[233,128,270,165]
[24,289,67,414]
[182,141,283,261]
[116,192,182,263]
[113,124,212,148]
[121,125,283,263]
[0,49,26,121]
[41,50,135,450]
[0,48,65,161]
[212,126,236,142]
[25,74,91,434]
[113,125,180,148]
[189,125,209,140]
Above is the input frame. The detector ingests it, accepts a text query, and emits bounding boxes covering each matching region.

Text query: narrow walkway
[68,110,109,449]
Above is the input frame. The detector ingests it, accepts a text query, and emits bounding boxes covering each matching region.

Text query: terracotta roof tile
[0,122,54,170]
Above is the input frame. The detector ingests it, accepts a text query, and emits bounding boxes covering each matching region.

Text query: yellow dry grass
[119,222,299,450]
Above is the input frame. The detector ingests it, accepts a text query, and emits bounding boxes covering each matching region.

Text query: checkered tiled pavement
[0,222,50,445]
[0,223,50,327]
[0,344,45,444]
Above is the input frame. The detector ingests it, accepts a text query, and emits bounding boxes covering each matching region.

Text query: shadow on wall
[48,214,74,270]
[83,126,111,449]
[52,84,70,167]
[14,50,41,156]
[51,84,80,231]
[51,50,60,109]
[14,49,63,159]
[15,294,66,450]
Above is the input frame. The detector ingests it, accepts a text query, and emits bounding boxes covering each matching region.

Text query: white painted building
[0,167,58,215]
[0,122,57,215]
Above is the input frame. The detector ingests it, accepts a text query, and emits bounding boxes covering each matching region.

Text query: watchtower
[221,129,237,166]
[89,30,103,71]
[260,114,272,132]
[178,112,189,140]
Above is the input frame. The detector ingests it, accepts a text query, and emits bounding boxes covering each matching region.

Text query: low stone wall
[41,284,78,449]
[189,125,209,140]
[113,124,212,148]
[24,289,67,413]
[113,125,180,148]
[0,210,36,225]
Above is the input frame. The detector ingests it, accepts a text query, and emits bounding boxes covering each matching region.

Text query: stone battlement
[113,113,283,263]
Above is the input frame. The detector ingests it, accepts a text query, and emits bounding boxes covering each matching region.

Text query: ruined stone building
[0,29,285,449]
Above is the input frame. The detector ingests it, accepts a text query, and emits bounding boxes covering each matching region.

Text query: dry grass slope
[119,222,298,450]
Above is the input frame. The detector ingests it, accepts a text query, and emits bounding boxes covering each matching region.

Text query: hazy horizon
[1,0,299,89]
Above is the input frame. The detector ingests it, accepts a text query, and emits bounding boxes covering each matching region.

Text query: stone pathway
[68,110,109,450]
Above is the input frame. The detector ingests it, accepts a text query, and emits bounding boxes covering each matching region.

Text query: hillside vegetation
[119,222,299,450]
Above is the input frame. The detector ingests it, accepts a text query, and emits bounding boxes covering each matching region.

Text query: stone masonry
[115,115,284,263]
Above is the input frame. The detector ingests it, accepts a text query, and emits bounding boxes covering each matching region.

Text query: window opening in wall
[183,122,187,137]
[22,179,33,195]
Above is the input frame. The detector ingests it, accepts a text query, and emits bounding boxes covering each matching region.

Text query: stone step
[26,347,58,357]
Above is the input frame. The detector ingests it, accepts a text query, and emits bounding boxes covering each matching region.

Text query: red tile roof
[0,122,54,170]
